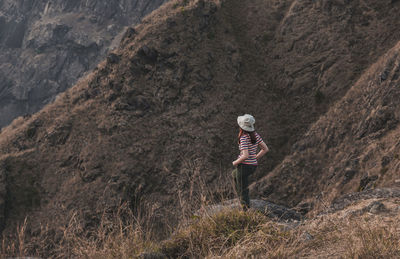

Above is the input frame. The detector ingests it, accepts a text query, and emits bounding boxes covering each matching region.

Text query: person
[232,114,269,211]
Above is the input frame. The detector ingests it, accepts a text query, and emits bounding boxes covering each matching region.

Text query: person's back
[232,114,269,210]
[238,132,263,165]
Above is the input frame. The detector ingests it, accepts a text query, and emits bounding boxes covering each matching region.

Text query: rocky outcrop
[0,0,168,127]
[198,199,302,222]
[329,188,400,213]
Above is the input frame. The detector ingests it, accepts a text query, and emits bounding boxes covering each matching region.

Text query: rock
[257,200,302,221]
[122,27,137,40]
[381,156,391,167]
[25,119,42,139]
[380,69,389,82]
[107,53,120,64]
[107,24,116,32]
[294,201,314,215]
[138,252,166,259]
[330,188,400,212]
[199,199,302,222]
[120,27,137,48]
[138,45,159,63]
[367,201,386,214]
[359,175,379,191]
[45,123,72,146]
[348,200,388,216]
[301,231,314,241]
[166,18,177,28]
[342,168,357,184]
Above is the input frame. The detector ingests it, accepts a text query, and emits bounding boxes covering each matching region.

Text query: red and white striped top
[238,132,264,165]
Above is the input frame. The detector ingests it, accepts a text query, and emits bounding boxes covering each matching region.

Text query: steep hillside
[220,0,400,179]
[0,0,167,127]
[1,0,400,256]
[0,0,244,247]
[252,41,400,209]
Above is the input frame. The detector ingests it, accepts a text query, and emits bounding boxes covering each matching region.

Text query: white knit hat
[237,114,255,132]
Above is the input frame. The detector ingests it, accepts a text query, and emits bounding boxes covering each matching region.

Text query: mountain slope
[0,0,167,127]
[252,40,400,208]
[222,0,400,179]
[1,0,400,255]
[0,0,243,243]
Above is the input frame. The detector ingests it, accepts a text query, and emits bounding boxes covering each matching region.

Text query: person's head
[237,114,255,132]
[237,114,257,144]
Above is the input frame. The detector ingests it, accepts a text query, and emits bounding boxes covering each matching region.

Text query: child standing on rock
[232,114,269,211]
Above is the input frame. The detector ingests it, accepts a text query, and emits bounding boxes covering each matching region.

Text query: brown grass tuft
[161,209,269,258]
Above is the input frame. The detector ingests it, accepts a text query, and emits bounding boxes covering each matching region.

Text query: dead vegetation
[2,175,400,259]
[3,198,400,258]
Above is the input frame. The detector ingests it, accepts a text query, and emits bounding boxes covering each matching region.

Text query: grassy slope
[252,41,400,208]
[1,0,400,256]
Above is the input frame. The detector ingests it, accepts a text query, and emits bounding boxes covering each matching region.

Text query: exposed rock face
[0,0,168,127]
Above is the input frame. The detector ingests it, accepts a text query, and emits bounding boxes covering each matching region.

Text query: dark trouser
[232,163,257,210]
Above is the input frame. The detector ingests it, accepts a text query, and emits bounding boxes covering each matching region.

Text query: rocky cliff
[0,0,167,127]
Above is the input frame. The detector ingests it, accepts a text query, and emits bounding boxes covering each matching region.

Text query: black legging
[232,163,257,210]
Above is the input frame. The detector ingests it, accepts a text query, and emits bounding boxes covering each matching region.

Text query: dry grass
[161,209,269,258]
[1,217,29,257]
[2,197,400,258]
[206,209,400,259]
[53,203,157,259]
[219,222,302,258]
[157,198,400,258]
[0,165,234,258]
[299,211,400,258]
[345,222,400,258]
[1,202,161,258]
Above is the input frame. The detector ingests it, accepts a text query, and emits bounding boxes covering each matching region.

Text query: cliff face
[0,0,167,127]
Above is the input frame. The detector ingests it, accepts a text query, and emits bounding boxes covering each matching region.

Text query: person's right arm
[256,142,269,160]
[232,148,249,166]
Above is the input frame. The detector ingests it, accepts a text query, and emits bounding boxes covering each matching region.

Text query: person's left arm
[255,133,269,160]
[256,141,269,160]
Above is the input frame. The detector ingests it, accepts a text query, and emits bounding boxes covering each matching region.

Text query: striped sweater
[238,132,264,165]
